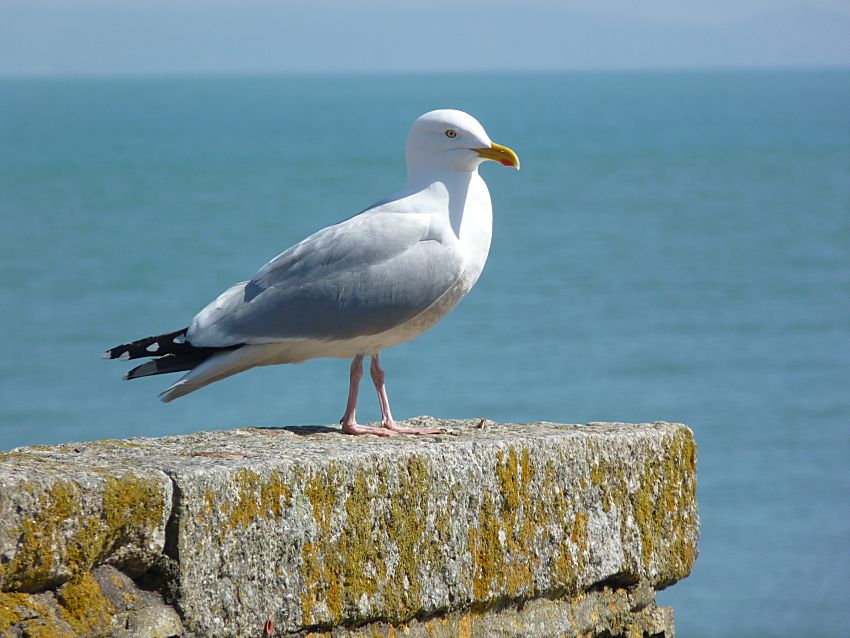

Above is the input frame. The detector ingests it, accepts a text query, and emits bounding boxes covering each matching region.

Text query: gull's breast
[254,174,495,362]
[360,175,494,352]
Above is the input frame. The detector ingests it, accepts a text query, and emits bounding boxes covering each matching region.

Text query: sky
[1,0,849,76]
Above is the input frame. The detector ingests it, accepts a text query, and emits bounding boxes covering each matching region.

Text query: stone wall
[0,419,699,637]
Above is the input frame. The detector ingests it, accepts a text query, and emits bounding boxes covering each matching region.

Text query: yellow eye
[445,129,457,138]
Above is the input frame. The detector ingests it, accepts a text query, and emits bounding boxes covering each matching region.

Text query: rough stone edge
[289,582,674,638]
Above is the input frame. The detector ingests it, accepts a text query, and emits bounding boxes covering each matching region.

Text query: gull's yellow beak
[474,142,520,170]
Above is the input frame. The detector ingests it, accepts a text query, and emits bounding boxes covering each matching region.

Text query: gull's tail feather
[124,353,213,380]
[158,345,271,402]
[104,328,242,387]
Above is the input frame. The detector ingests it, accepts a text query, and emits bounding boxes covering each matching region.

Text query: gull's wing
[187,210,465,347]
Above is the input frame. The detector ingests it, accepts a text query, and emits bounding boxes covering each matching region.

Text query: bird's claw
[381,420,444,435]
[341,421,399,437]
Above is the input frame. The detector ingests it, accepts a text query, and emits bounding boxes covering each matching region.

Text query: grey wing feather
[188,211,464,346]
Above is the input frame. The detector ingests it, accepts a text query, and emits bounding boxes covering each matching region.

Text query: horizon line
[1,63,849,81]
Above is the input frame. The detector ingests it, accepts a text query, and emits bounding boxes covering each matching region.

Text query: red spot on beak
[500,159,513,166]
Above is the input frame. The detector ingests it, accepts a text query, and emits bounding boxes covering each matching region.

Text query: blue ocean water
[0,71,848,636]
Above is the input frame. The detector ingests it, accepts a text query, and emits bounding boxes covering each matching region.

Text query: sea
[0,70,848,637]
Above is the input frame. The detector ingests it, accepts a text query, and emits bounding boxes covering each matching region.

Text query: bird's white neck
[402,168,493,285]
[407,167,489,239]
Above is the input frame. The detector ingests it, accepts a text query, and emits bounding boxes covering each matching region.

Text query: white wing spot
[173,335,186,344]
[118,351,130,361]
[146,343,160,353]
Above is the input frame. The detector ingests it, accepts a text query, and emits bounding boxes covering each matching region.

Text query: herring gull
[103,109,519,436]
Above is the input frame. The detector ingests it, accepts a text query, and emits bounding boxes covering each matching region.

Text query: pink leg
[341,354,396,436]
[370,354,444,435]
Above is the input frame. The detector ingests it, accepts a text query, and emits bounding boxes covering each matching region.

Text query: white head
[405,109,520,178]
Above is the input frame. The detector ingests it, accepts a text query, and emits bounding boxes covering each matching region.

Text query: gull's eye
[445,129,457,139]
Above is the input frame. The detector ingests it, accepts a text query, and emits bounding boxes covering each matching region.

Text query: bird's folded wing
[187,211,465,347]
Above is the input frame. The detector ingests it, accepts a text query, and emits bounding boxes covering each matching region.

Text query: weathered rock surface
[0,445,171,593]
[0,419,698,638]
[0,565,183,638]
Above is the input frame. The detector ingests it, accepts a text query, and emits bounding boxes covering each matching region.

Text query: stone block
[0,419,698,638]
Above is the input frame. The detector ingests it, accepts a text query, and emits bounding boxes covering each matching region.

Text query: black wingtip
[106,327,241,380]
[103,328,190,362]
[102,349,130,361]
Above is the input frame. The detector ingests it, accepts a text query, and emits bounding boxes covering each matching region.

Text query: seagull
[103,109,519,436]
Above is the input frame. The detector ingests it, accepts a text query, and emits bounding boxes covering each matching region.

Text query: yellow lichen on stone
[220,468,293,535]
[204,488,215,514]
[496,448,520,513]
[1,588,78,637]
[0,592,24,633]
[301,540,342,623]
[539,460,577,590]
[0,452,37,463]
[580,431,698,579]
[590,460,605,488]
[84,439,144,450]
[570,511,589,570]
[468,497,503,600]
[300,456,435,628]
[301,464,342,625]
[340,470,383,600]
[469,446,544,601]
[261,470,292,518]
[19,622,74,638]
[222,469,262,531]
[631,430,698,578]
[382,456,429,618]
[102,475,165,546]
[590,459,612,512]
[305,464,339,534]
[663,430,698,577]
[58,572,114,635]
[0,472,165,592]
[0,481,81,591]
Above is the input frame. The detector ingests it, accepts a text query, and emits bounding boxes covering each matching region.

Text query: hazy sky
[2,0,848,75]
